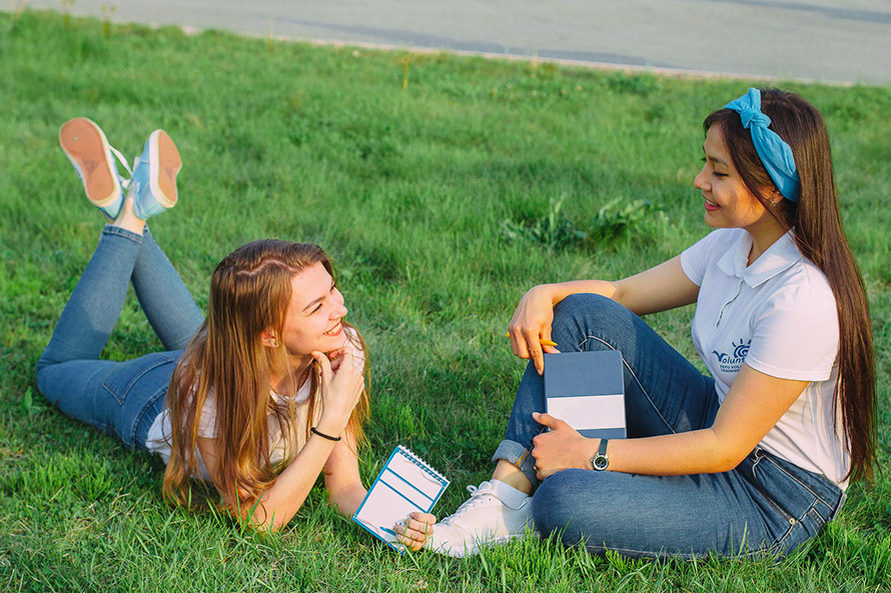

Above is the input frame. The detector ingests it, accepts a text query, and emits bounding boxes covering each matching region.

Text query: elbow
[238,497,291,532]
[326,482,366,517]
[267,514,288,532]
[698,428,750,473]
[709,448,749,473]
[326,496,344,516]
[249,510,288,533]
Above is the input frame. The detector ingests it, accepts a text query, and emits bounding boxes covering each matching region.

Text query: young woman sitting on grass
[426,88,876,559]
[35,118,435,544]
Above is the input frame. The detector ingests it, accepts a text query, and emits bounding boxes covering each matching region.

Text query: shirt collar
[716,230,802,287]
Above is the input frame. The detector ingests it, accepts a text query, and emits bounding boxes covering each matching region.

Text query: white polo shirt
[680,228,848,487]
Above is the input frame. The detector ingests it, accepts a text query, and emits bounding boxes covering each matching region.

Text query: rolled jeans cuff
[101,223,145,244]
[492,439,540,489]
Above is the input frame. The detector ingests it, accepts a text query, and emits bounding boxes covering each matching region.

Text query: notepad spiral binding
[396,445,448,483]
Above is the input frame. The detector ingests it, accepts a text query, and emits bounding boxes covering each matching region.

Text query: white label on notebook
[547,394,625,431]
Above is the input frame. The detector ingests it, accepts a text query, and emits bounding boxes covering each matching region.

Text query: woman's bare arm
[530,364,808,477]
[509,256,700,374]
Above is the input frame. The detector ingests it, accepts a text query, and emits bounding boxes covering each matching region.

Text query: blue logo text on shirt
[712,338,751,373]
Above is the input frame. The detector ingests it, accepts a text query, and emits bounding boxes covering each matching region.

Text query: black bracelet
[311,427,342,442]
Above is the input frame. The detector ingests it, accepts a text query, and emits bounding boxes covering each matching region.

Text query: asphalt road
[21,0,891,85]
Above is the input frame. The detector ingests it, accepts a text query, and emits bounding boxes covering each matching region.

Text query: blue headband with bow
[724,88,800,203]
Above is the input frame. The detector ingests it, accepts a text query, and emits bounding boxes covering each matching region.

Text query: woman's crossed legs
[432,294,841,558]
[36,225,203,449]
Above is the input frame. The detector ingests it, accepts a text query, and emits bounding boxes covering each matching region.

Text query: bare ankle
[111,191,145,235]
[492,460,533,495]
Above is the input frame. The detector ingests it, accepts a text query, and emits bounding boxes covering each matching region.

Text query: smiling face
[276,261,348,360]
[694,124,778,234]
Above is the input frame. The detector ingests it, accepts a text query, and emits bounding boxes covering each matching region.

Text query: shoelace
[108,144,134,190]
[440,484,495,526]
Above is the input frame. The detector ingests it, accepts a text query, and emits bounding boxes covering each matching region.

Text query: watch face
[593,455,609,471]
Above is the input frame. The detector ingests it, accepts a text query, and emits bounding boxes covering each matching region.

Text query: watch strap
[591,438,609,471]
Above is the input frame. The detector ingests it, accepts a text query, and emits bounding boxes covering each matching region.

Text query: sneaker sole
[59,118,120,209]
[150,129,181,208]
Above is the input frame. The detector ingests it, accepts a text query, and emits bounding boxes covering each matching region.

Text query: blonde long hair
[162,240,369,508]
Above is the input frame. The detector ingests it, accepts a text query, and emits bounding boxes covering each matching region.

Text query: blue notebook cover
[352,445,449,552]
[543,350,627,439]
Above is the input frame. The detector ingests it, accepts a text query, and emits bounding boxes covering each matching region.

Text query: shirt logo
[712,338,751,373]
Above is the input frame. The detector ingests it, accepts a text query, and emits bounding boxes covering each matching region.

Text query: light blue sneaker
[130,129,181,220]
[59,118,133,220]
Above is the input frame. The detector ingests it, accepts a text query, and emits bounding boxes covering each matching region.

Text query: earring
[769,199,778,207]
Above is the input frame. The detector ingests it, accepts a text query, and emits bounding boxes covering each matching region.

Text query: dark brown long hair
[162,240,370,508]
[705,89,876,481]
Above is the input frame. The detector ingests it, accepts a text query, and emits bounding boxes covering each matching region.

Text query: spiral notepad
[353,445,449,552]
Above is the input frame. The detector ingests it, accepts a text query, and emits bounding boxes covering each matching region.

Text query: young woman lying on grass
[35,118,435,545]
[427,88,877,559]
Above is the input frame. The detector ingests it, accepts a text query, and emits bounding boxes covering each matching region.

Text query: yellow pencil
[505,333,557,347]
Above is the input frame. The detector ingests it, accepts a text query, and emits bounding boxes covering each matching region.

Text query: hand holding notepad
[353,445,449,552]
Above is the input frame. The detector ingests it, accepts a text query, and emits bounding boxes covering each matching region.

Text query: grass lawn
[1,9,889,592]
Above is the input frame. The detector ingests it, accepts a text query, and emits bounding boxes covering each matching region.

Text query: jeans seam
[126,386,167,449]
[750,454,832,553]
[101,356,175,405]
[766,524,796,555]
[761,455,835,509]
[577,335,676,434]
[751,453,795,525]
[809,505,827,525]
[581,540,774,560]
[767,498,822,554]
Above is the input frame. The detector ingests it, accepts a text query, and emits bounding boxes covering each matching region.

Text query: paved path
[23,0,891,85]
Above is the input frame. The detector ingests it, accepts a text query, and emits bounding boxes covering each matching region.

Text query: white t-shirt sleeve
[343,326,366,368]
[745,279,839,381]
[680,230,728,287]
[196,392,217,438]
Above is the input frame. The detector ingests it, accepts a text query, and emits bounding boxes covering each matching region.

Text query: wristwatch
[591,439,609,471]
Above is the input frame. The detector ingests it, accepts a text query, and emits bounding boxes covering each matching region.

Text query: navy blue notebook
[352,445,449,552]
[543,350,627,439]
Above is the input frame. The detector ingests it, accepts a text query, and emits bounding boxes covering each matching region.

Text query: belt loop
[747,446,764,472]
[829,490,847,521]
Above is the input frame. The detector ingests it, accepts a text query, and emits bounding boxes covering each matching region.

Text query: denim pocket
[101,352,178,406]
[751,451,839,556]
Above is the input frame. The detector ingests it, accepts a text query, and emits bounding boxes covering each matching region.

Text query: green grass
[1,9,890,592]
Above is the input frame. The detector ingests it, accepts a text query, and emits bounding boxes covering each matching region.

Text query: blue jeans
[492,293,844,559]
[35,226,204,450]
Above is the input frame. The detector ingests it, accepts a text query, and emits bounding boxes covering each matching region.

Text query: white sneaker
[425,480,532,557]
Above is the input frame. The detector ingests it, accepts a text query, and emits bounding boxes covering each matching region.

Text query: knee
[554,293,615,319]
[531,473,567,535]
[34,353,68,404]
[531,469,598,547]
[34,357,53,398]
[551,294,635,350]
